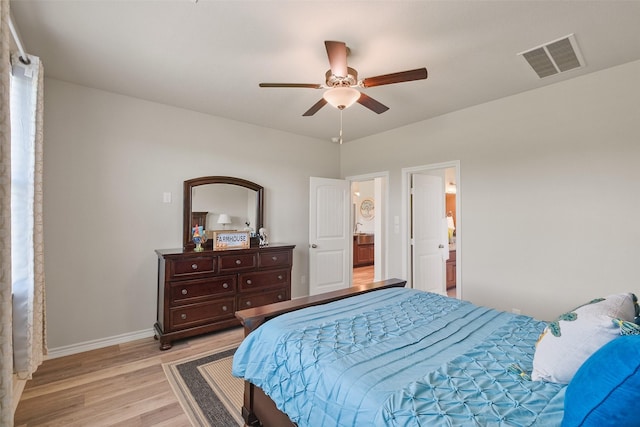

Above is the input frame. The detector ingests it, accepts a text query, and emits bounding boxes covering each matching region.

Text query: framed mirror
[183,176,264,249]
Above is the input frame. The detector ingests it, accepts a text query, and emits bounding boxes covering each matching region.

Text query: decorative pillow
[561,335,640,427]
[612,318,640,335]
[531,293,638,384]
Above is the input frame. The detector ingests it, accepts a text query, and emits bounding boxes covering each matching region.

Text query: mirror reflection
[183,176,263,249]
[192,184,257,232]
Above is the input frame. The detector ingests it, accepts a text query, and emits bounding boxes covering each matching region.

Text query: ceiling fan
[259,40,428,117]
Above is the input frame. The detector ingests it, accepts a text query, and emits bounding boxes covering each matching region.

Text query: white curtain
[0,0,14,423]
[0,2,46,423]
[11,52,46,379]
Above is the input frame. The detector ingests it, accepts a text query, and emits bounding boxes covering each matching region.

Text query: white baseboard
[46,328,156,359]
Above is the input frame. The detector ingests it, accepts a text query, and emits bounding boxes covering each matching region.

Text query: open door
[309,177,350,295]
[411,174,449,294]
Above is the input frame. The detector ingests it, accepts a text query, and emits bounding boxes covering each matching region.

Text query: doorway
[348,172,388,286]
[401,162,460,298]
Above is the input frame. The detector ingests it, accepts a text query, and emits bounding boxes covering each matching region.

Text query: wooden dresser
[154,243,295,350]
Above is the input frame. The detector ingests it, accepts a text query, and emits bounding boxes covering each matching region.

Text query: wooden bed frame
[234,278,407,427]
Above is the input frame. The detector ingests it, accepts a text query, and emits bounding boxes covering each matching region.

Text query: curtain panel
[11,53,46,380]
[0,2,47,423]
[0,0,14,424]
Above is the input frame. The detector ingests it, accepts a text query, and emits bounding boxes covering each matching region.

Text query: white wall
[340,60,640,320]
[43,79,339,348]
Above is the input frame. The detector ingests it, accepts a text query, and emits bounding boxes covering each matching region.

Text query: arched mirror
[183,176,264,249]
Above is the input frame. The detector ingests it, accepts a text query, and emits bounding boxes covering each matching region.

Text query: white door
[411,174,448,294]
[309,177,350,295]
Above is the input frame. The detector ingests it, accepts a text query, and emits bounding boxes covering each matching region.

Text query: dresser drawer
[169,297,236,330]
[238,287,289,309]
[239,268,290,291]
[218,253,257,272]
[170,275,236,306]
[258,251,292,268]
[169,256,215,279]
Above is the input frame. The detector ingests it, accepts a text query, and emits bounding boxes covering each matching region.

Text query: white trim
[401,161,461,297]
[46,328,155,359]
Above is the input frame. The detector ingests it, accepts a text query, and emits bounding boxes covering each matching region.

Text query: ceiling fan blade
[361,67,428,88]
[357,93,389,114]
[259,83,323,89]
[302,98,328,116]
[325,41,348,77]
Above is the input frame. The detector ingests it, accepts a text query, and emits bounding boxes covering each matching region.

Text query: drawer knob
[181,289,188,295]
[245,301,251,306]
[246,279,252,285]
[181,313,187,320]
[222,305,228,311]
[191,264,198,270]
[278,294,283,300]
[272,256,278,261]
[235,259,242,265]
[222,283,229,289]
[278,275,283,280]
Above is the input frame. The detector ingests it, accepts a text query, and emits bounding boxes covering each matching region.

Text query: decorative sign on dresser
[212,230,250,250]
[154,243,295,350]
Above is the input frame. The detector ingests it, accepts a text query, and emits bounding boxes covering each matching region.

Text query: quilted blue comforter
[232,288,566,426]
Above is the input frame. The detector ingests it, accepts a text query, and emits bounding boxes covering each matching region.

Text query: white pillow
[531,293,638,384]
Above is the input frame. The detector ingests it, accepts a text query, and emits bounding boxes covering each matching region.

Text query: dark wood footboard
[234,278,407,427]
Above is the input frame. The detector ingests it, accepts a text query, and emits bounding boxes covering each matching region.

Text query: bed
[232,279,640,427]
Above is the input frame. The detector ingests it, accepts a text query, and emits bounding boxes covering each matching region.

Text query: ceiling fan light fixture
[323,87,361,110]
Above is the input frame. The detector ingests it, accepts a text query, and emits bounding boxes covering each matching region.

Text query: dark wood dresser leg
[154,322,173,350]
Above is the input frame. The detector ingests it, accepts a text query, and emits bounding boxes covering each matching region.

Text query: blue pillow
[561,335,640,427]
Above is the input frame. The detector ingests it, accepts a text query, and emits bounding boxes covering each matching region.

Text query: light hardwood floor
[352,265,374,286]
[15,327,245,427]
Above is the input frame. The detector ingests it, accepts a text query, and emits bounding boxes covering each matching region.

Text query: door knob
[311,244,318,248]
[438,244,445,248]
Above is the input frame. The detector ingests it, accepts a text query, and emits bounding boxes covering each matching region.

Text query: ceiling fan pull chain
[339,109,344,144]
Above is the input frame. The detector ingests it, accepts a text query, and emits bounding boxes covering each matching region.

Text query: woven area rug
[163,345,244,426]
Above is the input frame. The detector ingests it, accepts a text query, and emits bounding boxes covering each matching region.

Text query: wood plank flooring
[15,327,244,427]
[352,265,374,286]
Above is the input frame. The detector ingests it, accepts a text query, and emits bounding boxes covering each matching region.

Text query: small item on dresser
[259,227,269,247]
[213,230,250,250]
[192,225,206,252]
[245,222,260,247]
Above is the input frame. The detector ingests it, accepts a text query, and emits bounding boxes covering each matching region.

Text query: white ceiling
[10,1,640,143]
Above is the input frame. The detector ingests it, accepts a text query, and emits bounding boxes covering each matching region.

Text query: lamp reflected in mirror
[217,213,232,230]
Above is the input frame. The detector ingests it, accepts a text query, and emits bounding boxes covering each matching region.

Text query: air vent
[518,34,584,78]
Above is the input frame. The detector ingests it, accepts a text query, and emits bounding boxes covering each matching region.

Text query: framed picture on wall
[359,198,375,220]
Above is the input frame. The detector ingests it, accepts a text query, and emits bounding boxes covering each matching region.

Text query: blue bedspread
[232,288,566,426]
